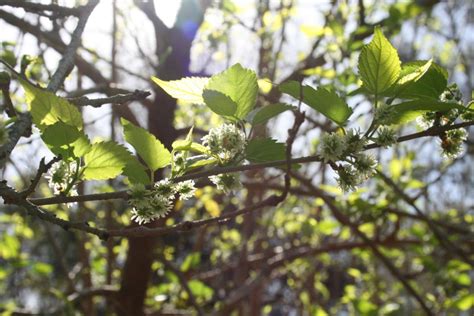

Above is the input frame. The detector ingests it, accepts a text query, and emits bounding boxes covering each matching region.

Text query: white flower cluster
[0,118,9,146]
[374,104,395,126]
[319,133,347,162]
[200,123,247,193]
[172,151,186,175]
[202,123,246,163]
[45,160,79,196]
[375,127,397,148]
[440,83,462,104]
[440,129,467,159]
[129,179,196,225]
[318,130,378,192]
[418,84,466,129]
[335,153,378,192]
[209,173,241,193]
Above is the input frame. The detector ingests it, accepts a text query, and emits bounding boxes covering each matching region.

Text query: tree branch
[0,0,81,17]
[47,0,99,92]
[0,181,109,240]
[68,90,151,107]
[20,156,61,198]
[28,121,474,206]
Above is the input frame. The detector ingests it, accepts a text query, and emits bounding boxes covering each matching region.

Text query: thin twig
[47,0,99,92]
[0,181,109,240]
[28,121,474,206]
[20,157,61,198]
[68,90,151,107]
[0,0,81,17]
[107,195,282,238]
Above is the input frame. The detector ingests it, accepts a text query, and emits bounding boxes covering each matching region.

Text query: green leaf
[32,262,53,275]
[358,27,401,95]
[180,252,201,272]
[151,76,208,104]
[82,141,131,180]
[397,59,433,86]
[246,138,286,163]
[188,280,214,300]
[202,89,237,117]
[188,157,218,169]
[122,155,150,185]
[71,134,92,157]
[280,81,352,125]
[453,294,473,311]
[41,122,91,160]
[173,140,209,154]
[20,79,83,130]
[172,139,192,151]
[387,99,463,124]
[347,86,369,97]
[121,118,171,171]
[205,63,258,119]
[251,103,293,125]
[381,60,433,98]
[172,127,194,150]
[42,122,80,154]
[395,61,448,99]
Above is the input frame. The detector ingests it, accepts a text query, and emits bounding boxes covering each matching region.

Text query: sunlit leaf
[280,81,352,125]
[121,118,171,171]
[20,79,83,130]
[205,63,258,119]
[387,99,463,124]
[202,89,237,117]
[251,103,292,125]
[82,141,131,180]
[358,27,401,95]
[395,61,448,99]
[246,138,286,163]
[151,76,208,104]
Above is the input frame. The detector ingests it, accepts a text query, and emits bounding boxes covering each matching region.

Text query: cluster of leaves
[1,27,471,226]
[153,26,472,192]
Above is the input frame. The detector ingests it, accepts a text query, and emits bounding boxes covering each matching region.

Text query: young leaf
[121,118,171,171]
[20,79,83,130]
[280,81,352,125]
[122,155,150,185]
[358,27,401,95]
[82,141,131,180]
[205,63,258,119]
[395,61,448,99]
[397,59,433,86]
[71,135,92,158]
[246,138,286,163]
[381,60,433,98]
[251,103,293,125]
[188,157,218,169]
[41,122,81,159]
[151,76,208,104]
[42,122,80,147]
[387,99,464,124]
[172,140,209,154]
[202,90,237,117]
[172,127,195,150]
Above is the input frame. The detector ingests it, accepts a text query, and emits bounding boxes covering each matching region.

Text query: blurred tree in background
[0,0,473,315]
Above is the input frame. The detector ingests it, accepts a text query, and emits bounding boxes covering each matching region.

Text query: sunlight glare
[153,0,182,28]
